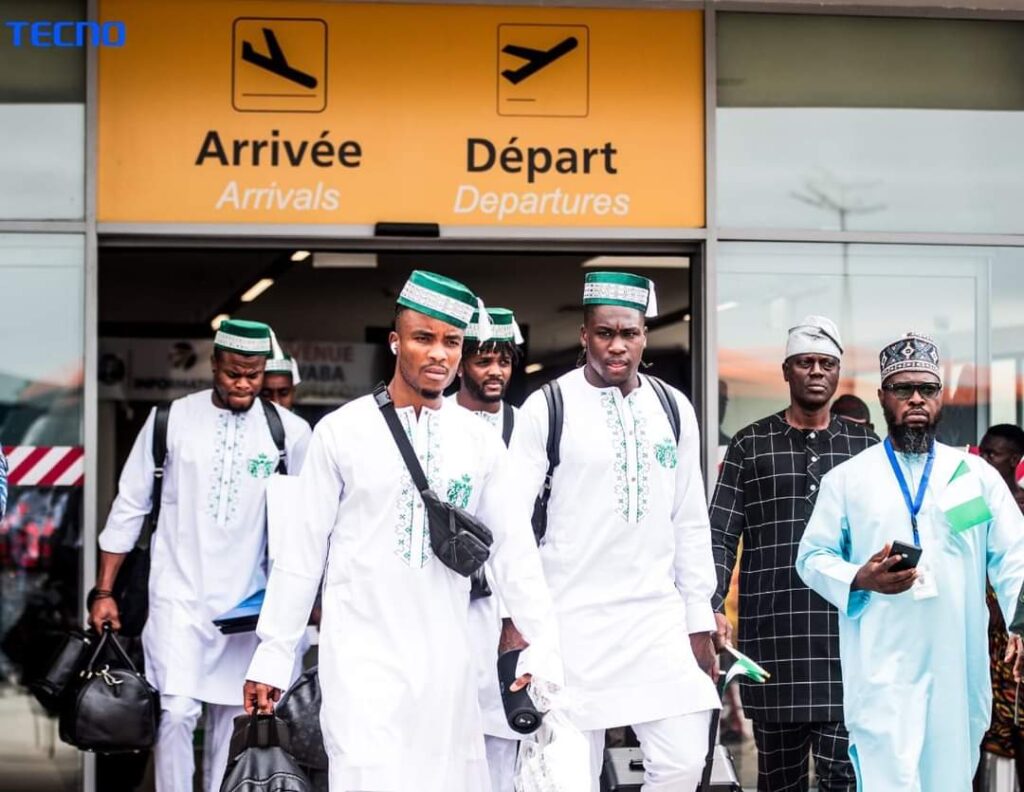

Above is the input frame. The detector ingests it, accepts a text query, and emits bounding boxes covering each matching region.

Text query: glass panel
[0,233,83,792]
[0,0,85,220]
[716,15,1024,233]
[718,243,1024,451]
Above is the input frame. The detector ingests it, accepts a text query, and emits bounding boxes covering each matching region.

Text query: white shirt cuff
[245,642,296,692]
[686,600,717,635]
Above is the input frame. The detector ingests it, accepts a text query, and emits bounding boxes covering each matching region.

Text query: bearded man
[797,332,1024,791]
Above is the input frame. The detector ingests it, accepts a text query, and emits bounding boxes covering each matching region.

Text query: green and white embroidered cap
[213,319,274,357]
[265,353,302,385]
[582,271,658,318]
[397,270,491,339]
[466,308,523,345]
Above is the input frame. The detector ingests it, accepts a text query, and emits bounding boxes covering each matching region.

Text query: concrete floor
[0,684,80,792]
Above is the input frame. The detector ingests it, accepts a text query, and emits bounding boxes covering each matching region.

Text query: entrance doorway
[90,240,701,790]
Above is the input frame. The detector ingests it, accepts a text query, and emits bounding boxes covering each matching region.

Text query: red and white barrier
[2,446,84,487]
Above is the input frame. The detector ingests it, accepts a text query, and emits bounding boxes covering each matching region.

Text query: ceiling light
[717,301,739,312]
[582,256,690,269]
[312,252,378,269]
[210,313,230,331]
[525,363,544,374]
[291,250,311,262]
[240,278,274,303]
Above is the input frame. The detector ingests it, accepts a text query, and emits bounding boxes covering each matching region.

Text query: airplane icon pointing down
[501,36,579,85]
[242,28,318,89]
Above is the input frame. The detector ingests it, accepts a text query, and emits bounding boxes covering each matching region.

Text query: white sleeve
[98,407,157,554]
[247,420,340,689]
[286,415,313,474]
[796,469,870,619]
[670,393,717,634]
[507,389,553,506]
[477,433,564,687]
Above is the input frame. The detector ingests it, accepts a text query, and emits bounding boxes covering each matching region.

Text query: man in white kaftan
[510,272,720,791]
[797,332,1024,791]
[245,272,562,792]
[91,319,312,792]
[450,307,525,792]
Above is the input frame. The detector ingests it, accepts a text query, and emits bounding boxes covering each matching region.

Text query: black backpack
[221,714,312,792]
[112,398,287,637]
[530,374,681,543]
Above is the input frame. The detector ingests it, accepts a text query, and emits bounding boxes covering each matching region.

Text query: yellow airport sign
[98,2,705,229]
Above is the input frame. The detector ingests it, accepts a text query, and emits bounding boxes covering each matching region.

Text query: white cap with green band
[582,271,658,318]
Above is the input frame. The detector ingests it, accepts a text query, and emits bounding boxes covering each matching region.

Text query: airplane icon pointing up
[242,28,318,89]
[501,36,579,85]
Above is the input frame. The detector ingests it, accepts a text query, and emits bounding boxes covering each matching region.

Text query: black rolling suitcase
[600,744,741,791]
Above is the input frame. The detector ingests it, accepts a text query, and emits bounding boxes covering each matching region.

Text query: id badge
[912,561,939,600]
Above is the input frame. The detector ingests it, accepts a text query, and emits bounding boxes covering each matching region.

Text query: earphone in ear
[390,342,398,355]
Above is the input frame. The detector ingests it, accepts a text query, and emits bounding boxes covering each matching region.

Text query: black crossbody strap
[136,402,170,552]
[372,383,431,494]
[645,374,681,444]
[501,402,514,448]
[544,380,563,473]
[260,398,288,474]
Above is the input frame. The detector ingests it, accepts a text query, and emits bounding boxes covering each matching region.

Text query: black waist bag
[222,713,311,792]
[373,383,493,578]
[420,488,492,577]
[59,625,160,753]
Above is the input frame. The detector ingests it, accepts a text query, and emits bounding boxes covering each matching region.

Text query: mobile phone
[887,540,922,572]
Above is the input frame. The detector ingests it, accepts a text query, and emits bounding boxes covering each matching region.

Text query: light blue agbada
[797,441,1024,791]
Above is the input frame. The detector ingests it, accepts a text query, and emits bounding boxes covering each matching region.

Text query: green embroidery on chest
[655,439,678,469]
[247,453,275,478]
[446,474,473,509]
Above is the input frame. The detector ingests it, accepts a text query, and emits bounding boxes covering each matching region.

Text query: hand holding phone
[852,542,918,595]
[886,540,922,573]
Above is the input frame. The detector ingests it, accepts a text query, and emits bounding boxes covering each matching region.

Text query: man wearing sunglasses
[797,332,1024,792]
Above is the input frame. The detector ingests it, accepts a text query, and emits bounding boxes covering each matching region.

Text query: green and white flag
[939,460,993,535]
[724,646,770,686]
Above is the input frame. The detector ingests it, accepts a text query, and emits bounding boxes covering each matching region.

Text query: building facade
[2,0,1024,789]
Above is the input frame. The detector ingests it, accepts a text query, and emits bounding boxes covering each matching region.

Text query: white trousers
[586,711,712,792]
[154,694,245,792]
[485,735,518,792]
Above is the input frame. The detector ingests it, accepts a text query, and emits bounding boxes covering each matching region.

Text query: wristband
[87,588,114,609]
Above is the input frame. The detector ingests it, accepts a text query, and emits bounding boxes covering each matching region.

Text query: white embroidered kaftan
[510,368,720,730]
[247,395,561,792]
[99,390,311,705]
[797,442,1024,791]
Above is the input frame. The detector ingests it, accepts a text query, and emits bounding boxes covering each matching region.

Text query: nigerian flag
[939,460,993,534]
[724,646,770,686]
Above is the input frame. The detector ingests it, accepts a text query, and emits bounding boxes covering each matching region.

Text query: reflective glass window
[0,233,83,789]
[717,243,1024,449]
[0,0,86,219]
[717,15,1024,234]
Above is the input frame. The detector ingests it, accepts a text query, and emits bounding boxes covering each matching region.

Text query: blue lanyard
[883,437,935,547]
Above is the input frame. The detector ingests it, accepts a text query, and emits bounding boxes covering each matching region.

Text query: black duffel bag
[222,713,311,792]
[59,624,160,753]
[275,665,328,772]
[30,629,95,713]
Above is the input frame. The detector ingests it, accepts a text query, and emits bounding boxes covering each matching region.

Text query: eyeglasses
[882,382,942,400]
